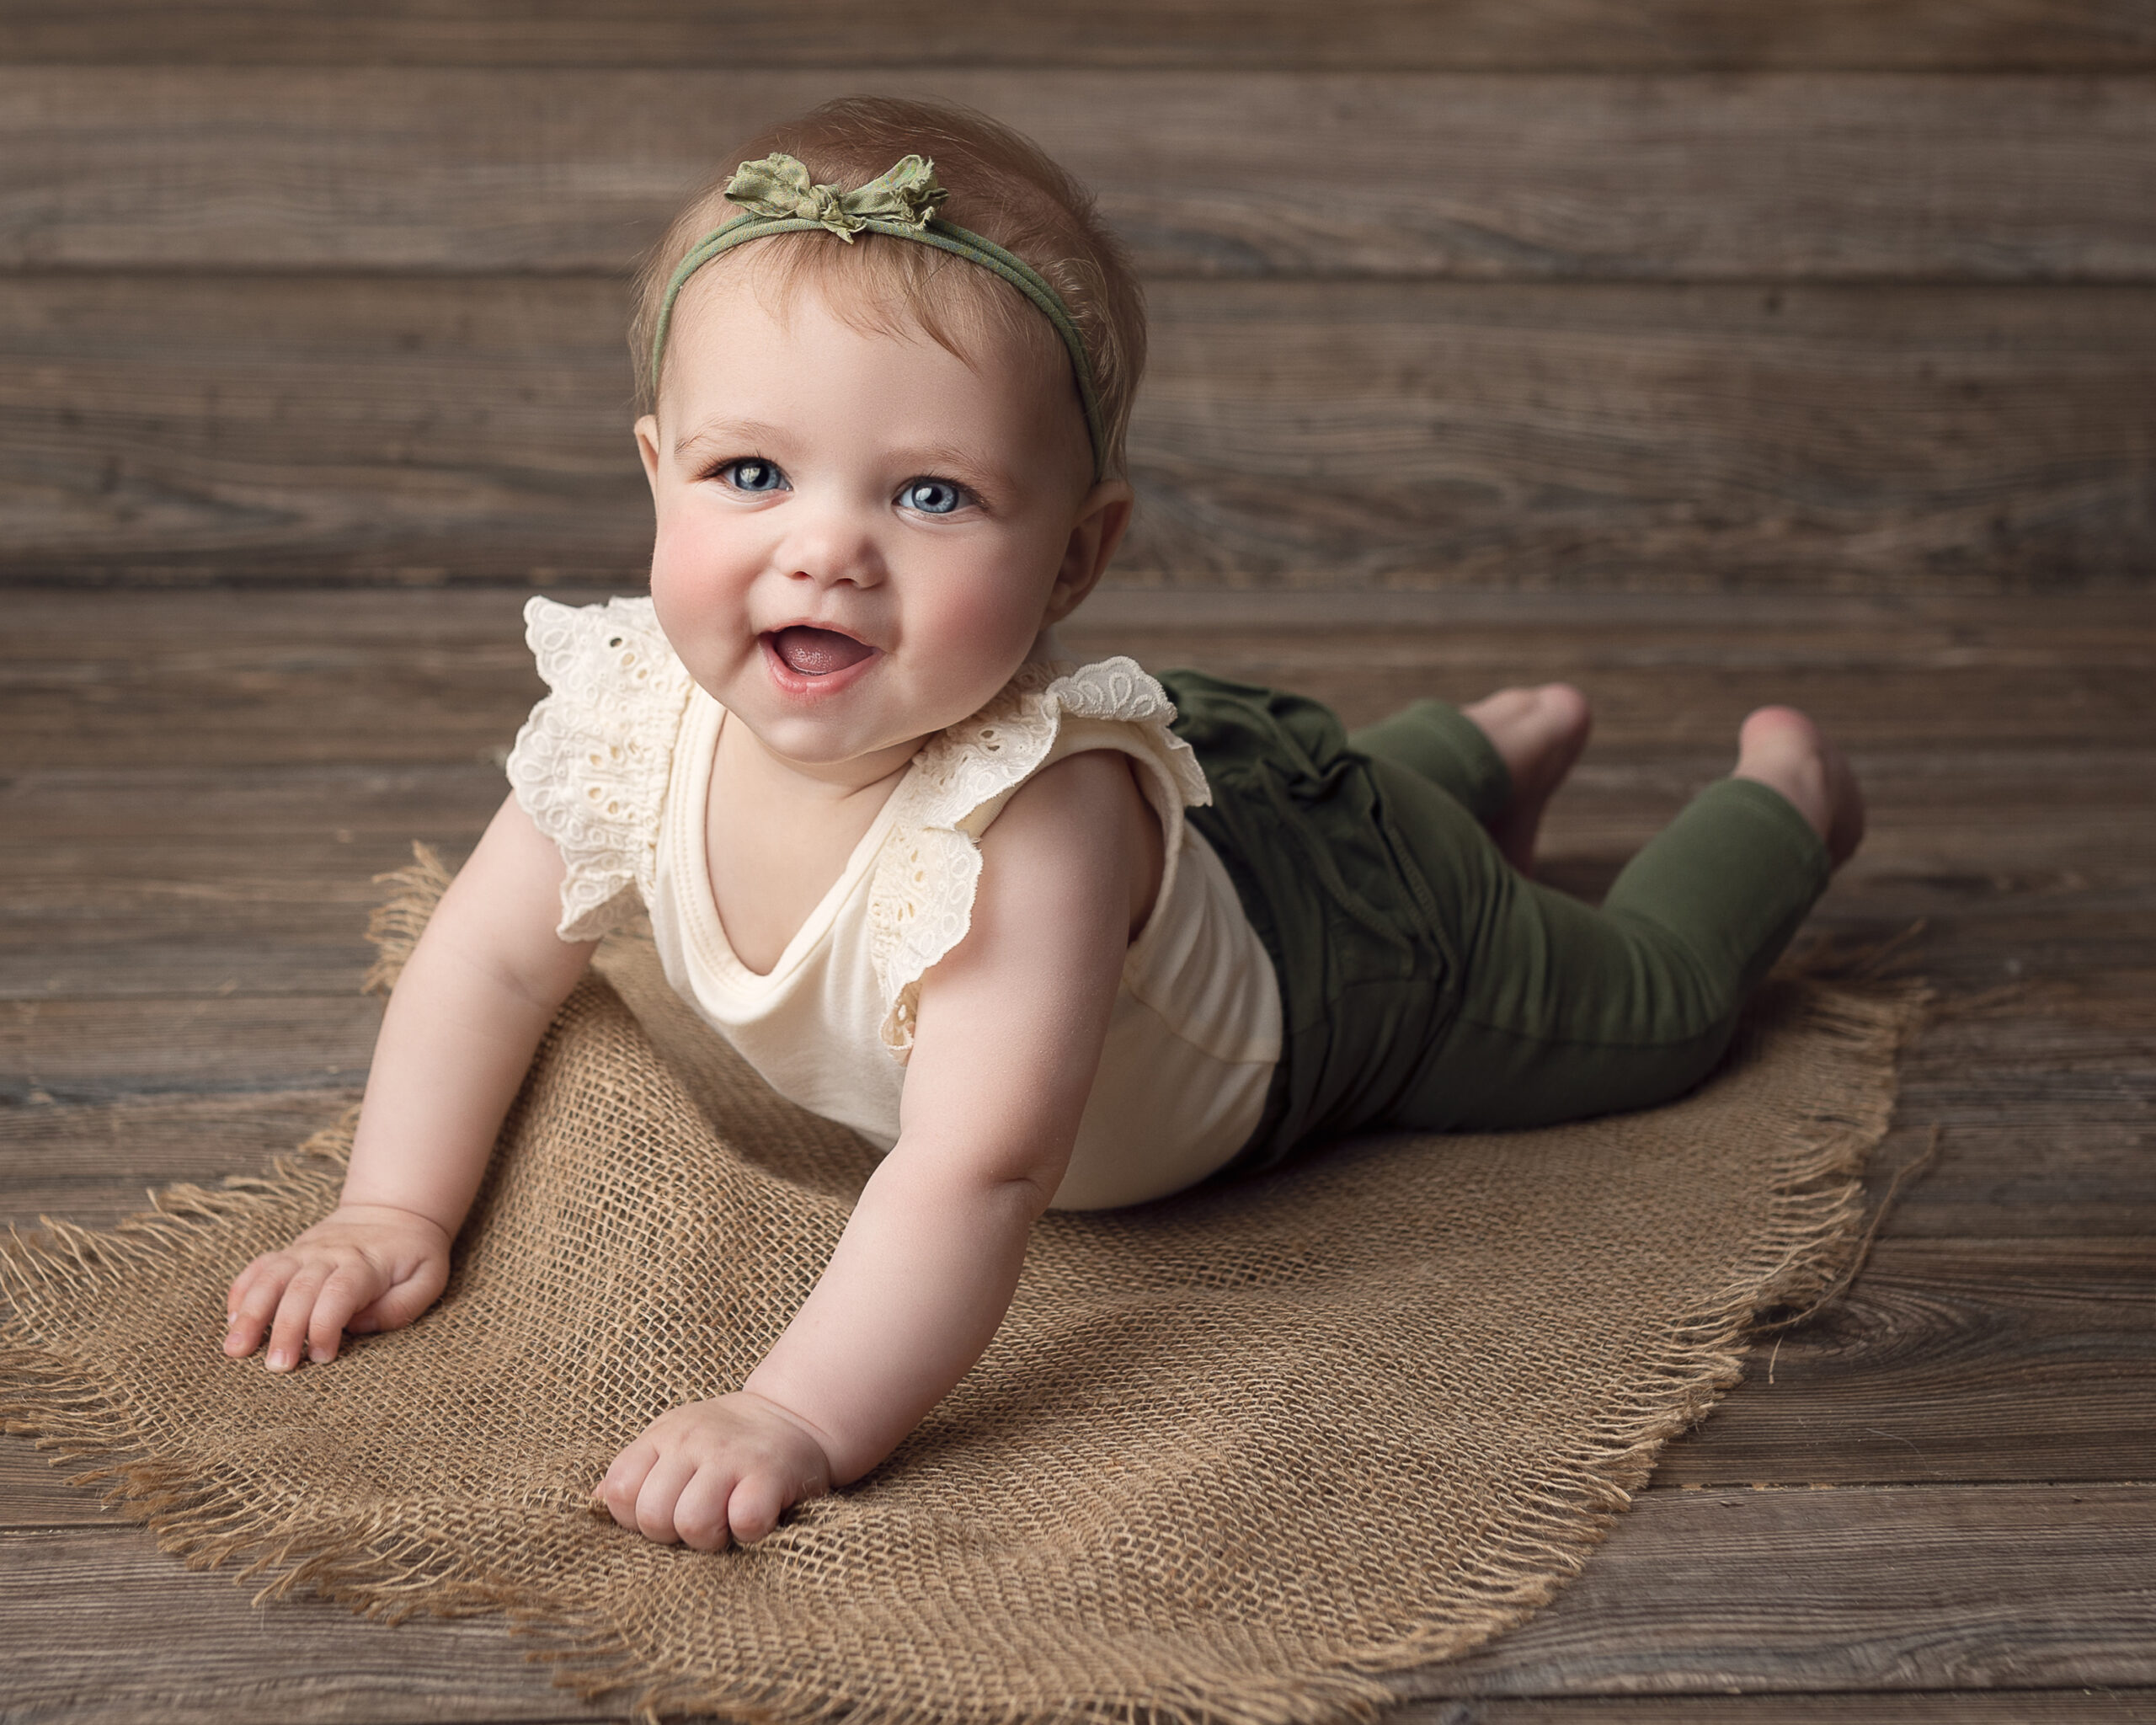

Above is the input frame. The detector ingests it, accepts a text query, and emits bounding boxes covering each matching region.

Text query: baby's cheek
[929,561,1059,667]
[646,517,715,610]
[648,526,750,654]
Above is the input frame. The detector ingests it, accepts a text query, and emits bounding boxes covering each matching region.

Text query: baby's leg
[1382,710,1854,1133]
[1350,686,1590,873]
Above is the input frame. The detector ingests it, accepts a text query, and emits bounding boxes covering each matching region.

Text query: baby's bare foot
[1732,706,1865,868]
[1460,683,1593,873]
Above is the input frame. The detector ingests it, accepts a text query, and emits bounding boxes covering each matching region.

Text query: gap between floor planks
[3,0,2152,70]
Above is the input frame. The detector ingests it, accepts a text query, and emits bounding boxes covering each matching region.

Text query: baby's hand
[223,1204,451,1371]
[595,1391,834,1551]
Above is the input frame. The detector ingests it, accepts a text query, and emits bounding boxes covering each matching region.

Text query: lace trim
[506,595,696,941]
[868,657,1209,1057]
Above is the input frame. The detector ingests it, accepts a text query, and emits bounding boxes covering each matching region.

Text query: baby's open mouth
[769,627,874,677]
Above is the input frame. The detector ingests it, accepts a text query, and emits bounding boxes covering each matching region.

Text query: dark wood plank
[0,766,495,1000]
[1655,1239,2156,1487]
[4,278,2152,590]
[0,275,641,587]
[1405,1692,2156,1720]
[1,0,2150,72]
[0,763,502,843]
[1130,281,2156,588]
[2,589,551,766]
[0,1482,2148,1714]
[12,70,2154,280]
[0,1519,615,1724]
[0,763,495,992]
[0,996,380,1104]
[1402,1485,2156,1697]
[0,1087,356,1228]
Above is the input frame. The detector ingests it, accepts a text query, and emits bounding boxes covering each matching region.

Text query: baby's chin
[721,696,941,788]
[717,649,1038,782]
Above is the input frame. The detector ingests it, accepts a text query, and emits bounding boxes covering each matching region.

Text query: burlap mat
[3,853,1924,1725]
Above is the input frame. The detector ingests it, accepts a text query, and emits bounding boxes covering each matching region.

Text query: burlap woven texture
[2,853,1924,1725]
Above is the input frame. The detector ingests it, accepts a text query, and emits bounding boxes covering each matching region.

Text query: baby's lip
[765,624,877,678]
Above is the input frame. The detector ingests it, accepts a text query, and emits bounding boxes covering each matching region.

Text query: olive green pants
[1161,671,1833,1174]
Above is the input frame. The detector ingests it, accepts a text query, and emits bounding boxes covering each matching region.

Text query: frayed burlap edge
[2,845,1932,1725]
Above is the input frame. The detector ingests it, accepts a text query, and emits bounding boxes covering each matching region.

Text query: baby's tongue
[771,627,873,677]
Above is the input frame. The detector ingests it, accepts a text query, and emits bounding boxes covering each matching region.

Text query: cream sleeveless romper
[505,596,1283,1210]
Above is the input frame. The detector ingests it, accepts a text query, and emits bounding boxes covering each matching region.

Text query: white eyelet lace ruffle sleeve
[867,656,1211,1058]
[505,595,697,942]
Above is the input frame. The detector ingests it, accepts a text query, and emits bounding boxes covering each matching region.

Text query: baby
[221,97,1863,1554]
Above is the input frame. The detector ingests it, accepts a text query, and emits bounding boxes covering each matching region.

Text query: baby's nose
[782,500,886,588]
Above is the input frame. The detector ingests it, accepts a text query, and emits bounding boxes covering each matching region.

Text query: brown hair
[631,96,1145,482]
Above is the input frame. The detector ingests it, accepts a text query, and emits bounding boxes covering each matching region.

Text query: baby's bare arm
[598,750,1145,1548]
[224,793,593,1370]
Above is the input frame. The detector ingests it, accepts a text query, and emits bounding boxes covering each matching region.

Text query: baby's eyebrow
[671,419,790,462]
[890,443,1016,495]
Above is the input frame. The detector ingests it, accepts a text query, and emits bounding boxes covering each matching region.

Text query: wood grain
[0,1522,613,1724]
[0,1483,2148,1715]
[0,996,381,1103]
[5,278,2151,590]
[1,0,2150,72]
[1131,281,2156,588]
[0,1087,358,1226]
[1400,1692,2156,1721]
[1654,1239,2156,1486]
[10,70,2154,281]
[1406,1485,2156,1696]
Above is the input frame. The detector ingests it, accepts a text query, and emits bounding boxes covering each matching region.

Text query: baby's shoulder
[866,658,1209,1056]
[904,656,1209,839]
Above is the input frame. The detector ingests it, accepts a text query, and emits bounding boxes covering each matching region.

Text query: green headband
[649,152,1109,482]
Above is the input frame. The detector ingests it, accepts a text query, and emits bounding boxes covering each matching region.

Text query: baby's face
[637,264,1123,785]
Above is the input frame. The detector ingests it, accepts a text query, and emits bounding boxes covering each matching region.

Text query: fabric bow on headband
[649,151,1109,479]
[722,152,947,241]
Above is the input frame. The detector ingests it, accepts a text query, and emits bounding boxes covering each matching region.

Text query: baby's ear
[634,415,664,504]
[1046,479,1134,623]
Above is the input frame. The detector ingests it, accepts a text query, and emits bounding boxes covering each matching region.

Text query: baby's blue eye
[900,478,964,515]
[723,458,786,494]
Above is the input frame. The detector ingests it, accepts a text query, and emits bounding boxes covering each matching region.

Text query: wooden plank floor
[3,585,2151,1722]
[7,64,2153,593]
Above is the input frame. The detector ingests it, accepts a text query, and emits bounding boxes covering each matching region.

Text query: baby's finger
[725,1469,789,1546]
[224,1256,265,1322]
[596,1439,659,1529]
[305,1264,380,1365]
[675,1466,745,1552]
[223,1255,293,1356]
[632,1453,702,1546]
[346,1258,447,1337]
[264,1266,331,1372]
